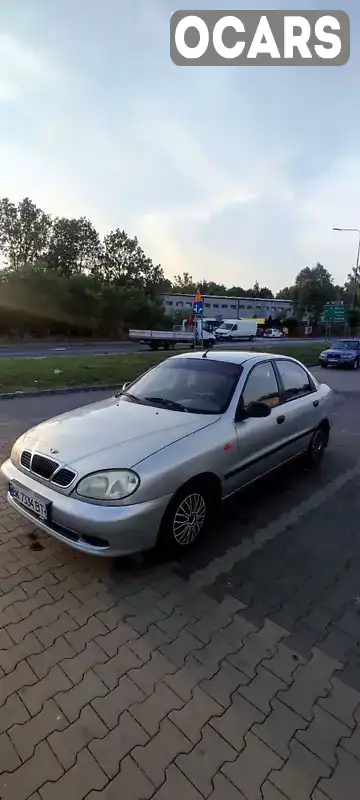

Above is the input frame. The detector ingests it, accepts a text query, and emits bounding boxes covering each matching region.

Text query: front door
[224,361,283,494]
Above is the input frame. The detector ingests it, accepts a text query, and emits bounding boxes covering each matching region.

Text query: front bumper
[319,356,354,367]
[0,460,171,557]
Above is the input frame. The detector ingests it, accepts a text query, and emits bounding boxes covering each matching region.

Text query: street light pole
[333,227,360,308]
[354,235,360,307]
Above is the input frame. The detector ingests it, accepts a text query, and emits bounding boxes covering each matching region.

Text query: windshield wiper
[115,391,143,404]
[145,396,188,412]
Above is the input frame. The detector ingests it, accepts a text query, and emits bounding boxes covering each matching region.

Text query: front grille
[20,450,31,469]
[20,450,76,488]
[52,468,76,488]
[31,454,59,480]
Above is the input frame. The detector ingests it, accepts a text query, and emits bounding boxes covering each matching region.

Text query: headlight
[10,436,25,466]
[319,351,327,357]
[76,469,140,501]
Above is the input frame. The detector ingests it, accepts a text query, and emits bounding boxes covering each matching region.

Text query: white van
[215,319,257,341]
[180,318,216,346]
[182,317,218,335]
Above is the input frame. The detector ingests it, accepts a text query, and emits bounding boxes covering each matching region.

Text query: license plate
[9,483,48,520]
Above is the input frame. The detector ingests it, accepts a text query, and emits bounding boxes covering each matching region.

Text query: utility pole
[333,227,360,308]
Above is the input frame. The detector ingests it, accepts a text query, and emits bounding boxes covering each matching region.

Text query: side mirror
[236,400,271,421]
[246,401,271,418]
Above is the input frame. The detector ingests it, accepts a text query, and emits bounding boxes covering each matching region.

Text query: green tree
[199,280,227,295]
[249,282,273,298]
[0,263,73,337]
[0,197,52,269]
[101,229,165,293]
[258,286,273,298]
[282,315,298,334]
[347,307,360,334]
[227,285,245,296]
[276,286,295,300]
[0,262,166,339]
[46,217,102,277]
[250,281,261,297]
[172,272,197,293]
[293,263,336,321]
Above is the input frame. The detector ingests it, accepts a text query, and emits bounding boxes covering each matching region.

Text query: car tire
[304,425,329,467]
[320,363,327,368]
[157,479,218,556]
[353,357,359,370]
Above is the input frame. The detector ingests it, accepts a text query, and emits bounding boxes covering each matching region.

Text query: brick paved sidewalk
[1,453,360,800]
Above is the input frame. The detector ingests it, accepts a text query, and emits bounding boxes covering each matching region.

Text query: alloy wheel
[311,429,325,463]
[172,492,206,546]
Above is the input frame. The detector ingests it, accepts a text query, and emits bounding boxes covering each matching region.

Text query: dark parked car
[319,339,360,370]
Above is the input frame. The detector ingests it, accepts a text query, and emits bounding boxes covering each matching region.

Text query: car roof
[169,350,300,367]
[331,338,359,344]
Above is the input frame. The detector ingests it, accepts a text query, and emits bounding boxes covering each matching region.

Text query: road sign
[323,302,346,322]
[193,289,204,316]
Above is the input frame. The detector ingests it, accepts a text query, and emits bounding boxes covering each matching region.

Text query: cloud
[133,105,297,284]
[0,33,66,101]
[296,154,360,284]
[133,114,257,278]
[1,2,359,294]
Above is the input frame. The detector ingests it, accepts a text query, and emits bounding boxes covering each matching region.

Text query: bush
[0,264,167,339]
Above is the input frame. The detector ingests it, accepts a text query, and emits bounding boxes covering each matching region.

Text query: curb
[0,383,125,401]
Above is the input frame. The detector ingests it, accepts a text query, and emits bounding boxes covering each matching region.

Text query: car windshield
[331,340,358,350]
[203,320,217,332]
[120,358,243,414]
[219,323,233,330]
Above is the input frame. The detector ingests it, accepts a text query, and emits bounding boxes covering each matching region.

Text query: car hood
[20,396,220,472]
[325,349,355,356]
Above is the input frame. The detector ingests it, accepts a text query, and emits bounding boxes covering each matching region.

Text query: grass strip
[0,344,324,393]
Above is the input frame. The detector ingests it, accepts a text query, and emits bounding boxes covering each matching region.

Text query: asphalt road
[0,337,333,359]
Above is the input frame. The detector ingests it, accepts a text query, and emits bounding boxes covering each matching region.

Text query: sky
[0,0,359,292]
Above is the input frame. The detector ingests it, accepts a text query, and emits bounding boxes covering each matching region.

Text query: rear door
[272,359,320,460]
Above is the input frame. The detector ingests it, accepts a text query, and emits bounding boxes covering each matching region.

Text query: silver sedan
[1,351,334,557]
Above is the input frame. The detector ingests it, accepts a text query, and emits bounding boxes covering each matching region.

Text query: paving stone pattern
[1,429,360,800]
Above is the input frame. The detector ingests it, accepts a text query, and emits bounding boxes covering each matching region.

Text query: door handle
[313,400,319,407]
[277,415,285,424]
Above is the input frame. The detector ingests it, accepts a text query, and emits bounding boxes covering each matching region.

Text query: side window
[275,360,313,401]
[241,362,280,410]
